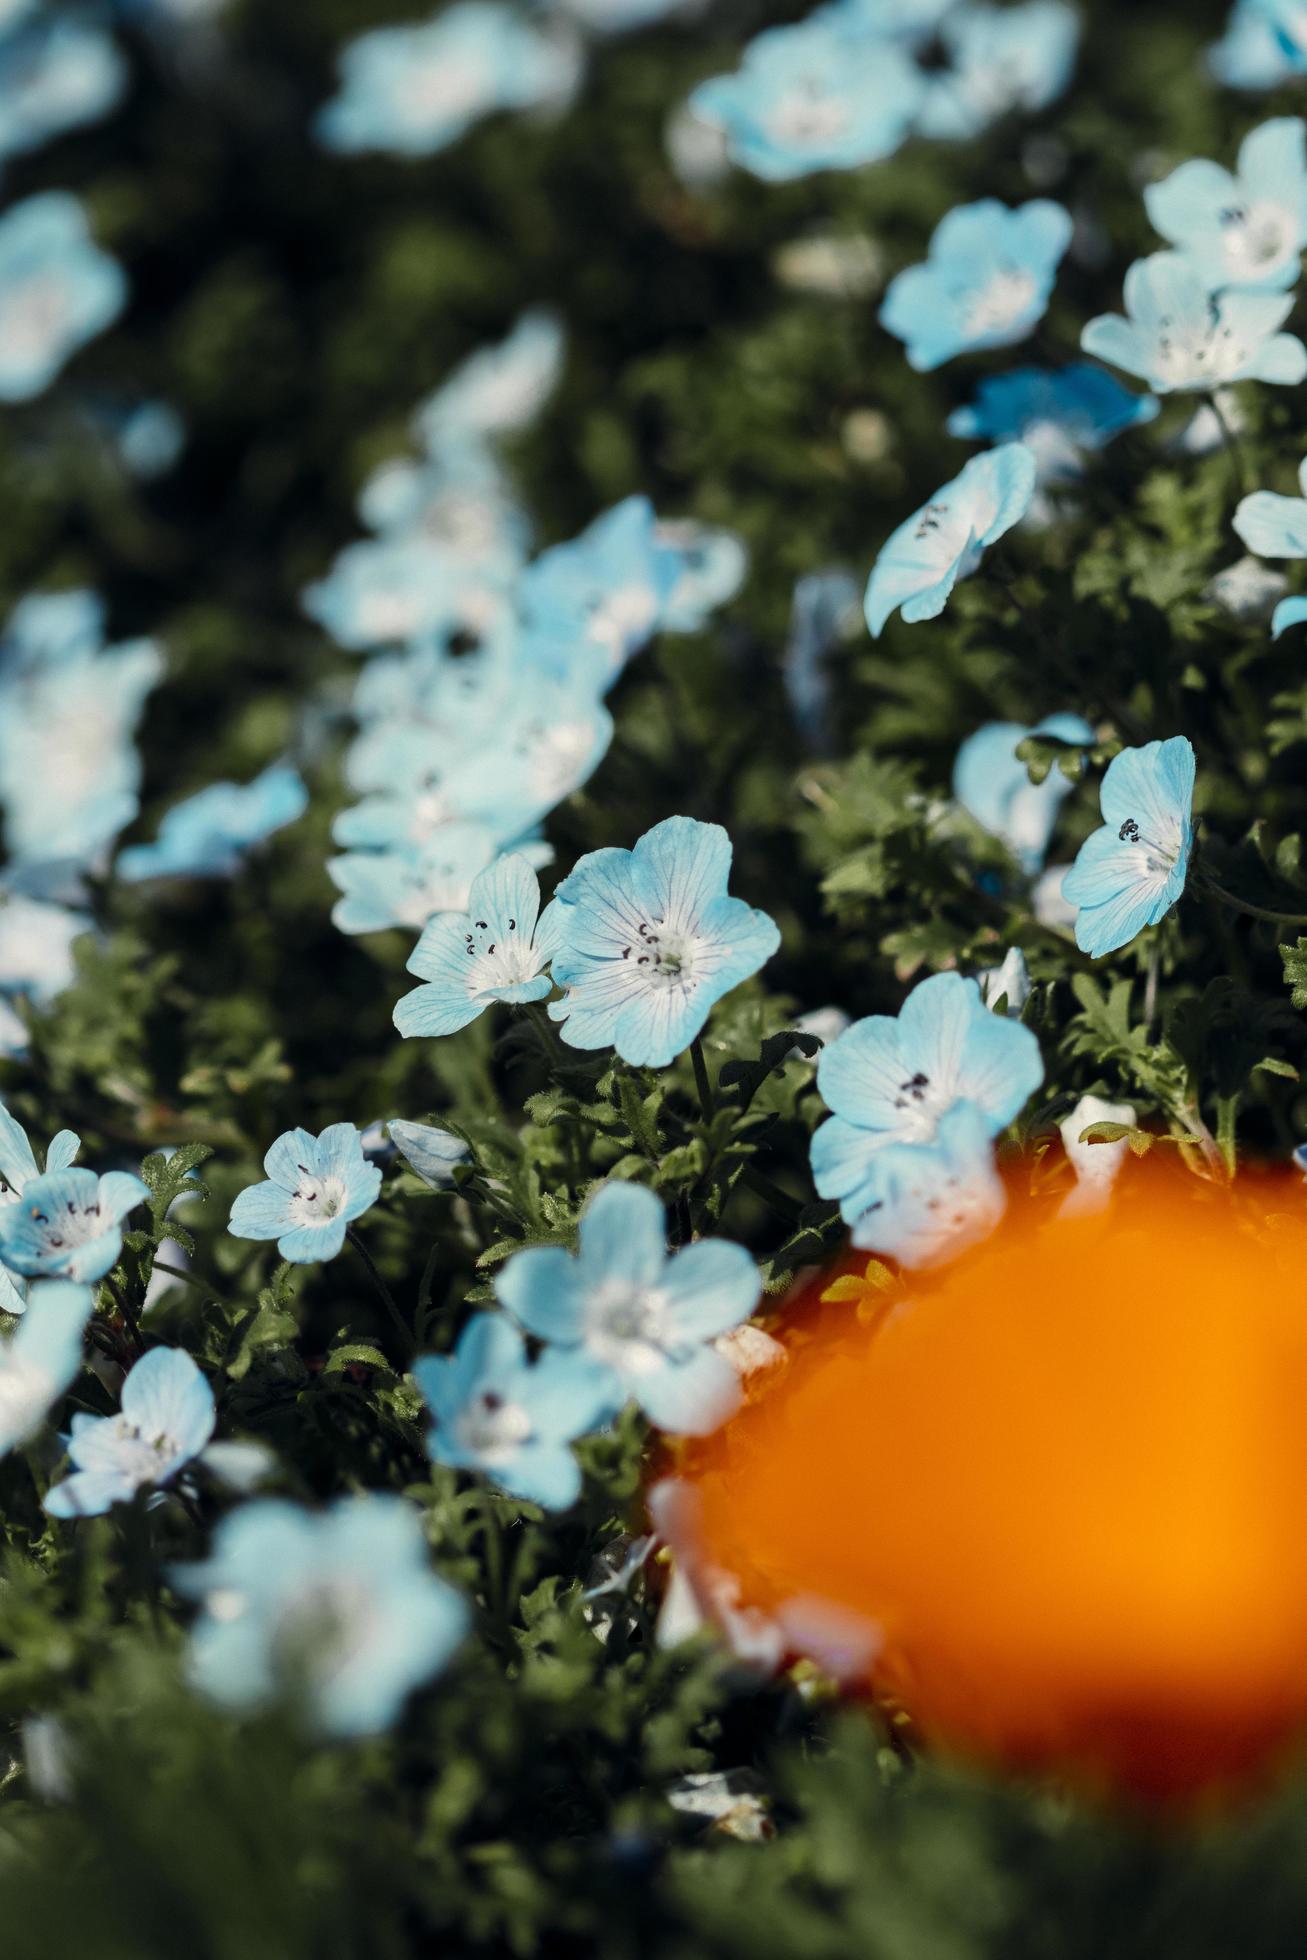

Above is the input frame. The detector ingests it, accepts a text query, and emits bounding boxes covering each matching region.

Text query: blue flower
[1081,251,1307,391]
[1061,736,1196,957]
[1144,118,1307,292]
[864,443,1036,637]
[45,1346,215,1519]
[228,1124,382,1265]
[1273,596,1307,638]
[521,496,681,689]
[0,1167,148,1285]
[0,1280,91,1457]
[655,521,749,635]
[0,193,126,402]
[118,767,308,882]
[880,200,1072,372]
[915,1,1080,142]
[0,17,126,166]
[688,16,924,183]
[415,1313,612,1508]
[304,527,516,654]
[395,853,562,1039]
[415,308,565,457]
[328,826,518,937]
[496,1181,761,1434]
[1210,0,1307,88]
[849,1099,1010,1266]
[953,711,1094,872]
[173,1495,468,1736]
[810,971,1043,1244]
[947,365,1158,496]
[0,588,104,675]
[388,1120,469,1187]
[782,569,859,749]
[315,3,579,158]
[0,626,162,877]
[115,399,186,480]
[1234,455,1307,567]
[548,817,781,1068]
[0,891,91,1009]
[0,1103,80,1315]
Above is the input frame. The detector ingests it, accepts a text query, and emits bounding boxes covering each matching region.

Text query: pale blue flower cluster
[0,1101,80,1314]
[393,817,780,1070]
[416,1181,759,1508]
[314,317,745,940]
[1083,121,1307,392]
[811,972,1044,1267]
[118,765,308,883]
[0,13,125,168]
[0,890,91,1044]
[0,193,126,402]
[0,590,162,883]
[315,4,580,158]
[688,0,1078,183]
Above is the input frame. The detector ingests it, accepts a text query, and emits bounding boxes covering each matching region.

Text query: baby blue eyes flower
[880,200,1073,372]
[394,854,561,1039]
[782,568,860,750]
[1060,736,1196,958]
[416,308,565,456]
[0,1104,80,1315]
[548,816,781,1069]
[947,365,1158,493]
[655,522,748,635]
[0,617,162,878]
[0,1281,92,1457]
[915,0,1080,143]
[854,1099,1009,1267]
[1210,0,1307,88]
[810,971,1043,1255]
[688,18,924,183]
[496,1181,761,1436]
[388,1119,469,1188]
[0,193,126,403]
[329,824,521,937]
[1081,251,1307,392]
[46,1346,216,1519]
[1234,455,1307,570]
[953,711,1093,872]
[415,1313,612,1509]
[0,891,90,1010]
[118,766,308,882]
[864,442,1036,638]
[521,496,680,688]
[0,1167,149,1284]
[315,3,579,159]
[228,1124,382,1265]
[0,17,126,166]
[173,1495,468,1737]
[1144,118,1307,292]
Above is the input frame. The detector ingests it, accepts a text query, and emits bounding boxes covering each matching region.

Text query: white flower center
[1113,811,1185,882]
[1218,199,1292,273]
[888,1069,954,1145]
[965,266,1038,338]
[462,910,540,993]
[454,1389,533,1463]
[5,274,69,366]
[766,78,850,150]
[25,1190,105,1254]
[103,1414,188,1486]
[287,1171,349,1228]
[619,917,700,992]
[584,1278,671,1375]
[398,55,486,128]
[1153,299,1253,386]
[271,1576,380,1687]
[587,584,659,662]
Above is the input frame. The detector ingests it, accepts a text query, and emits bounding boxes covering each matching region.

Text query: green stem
[149,1257,227,1300]
[1206,390,1249,493]
[346,1227,412,1360]
[690,1037,716,1121]
[1200,873,1307,926]
[738,1162,803,1223]
[1214,1092,1240,1180]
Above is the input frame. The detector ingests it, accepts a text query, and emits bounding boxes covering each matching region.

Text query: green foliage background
[7,0,1307,1953]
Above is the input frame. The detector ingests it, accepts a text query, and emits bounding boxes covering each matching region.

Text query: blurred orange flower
[675,1159,1307,1806]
